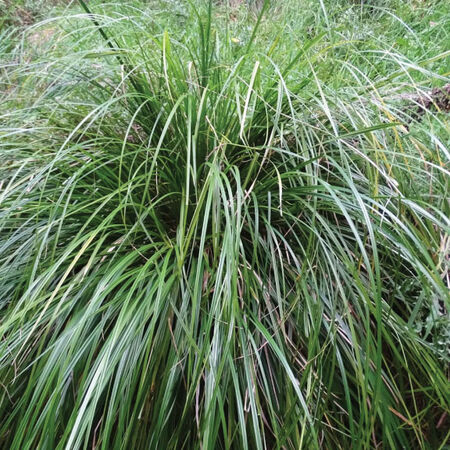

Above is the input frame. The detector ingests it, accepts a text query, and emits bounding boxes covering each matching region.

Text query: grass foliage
[0,0,449,448]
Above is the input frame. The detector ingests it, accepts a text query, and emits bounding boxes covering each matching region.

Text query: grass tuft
[0,0,449,448]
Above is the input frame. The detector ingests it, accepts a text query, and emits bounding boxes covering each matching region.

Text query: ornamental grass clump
[0,1,448,448]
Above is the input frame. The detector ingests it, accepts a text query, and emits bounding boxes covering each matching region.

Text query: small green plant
[0,1,448,448]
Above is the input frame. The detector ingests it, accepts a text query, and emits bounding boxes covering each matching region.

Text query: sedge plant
[0,0,449,448]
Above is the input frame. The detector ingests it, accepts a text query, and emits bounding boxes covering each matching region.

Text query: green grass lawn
[0,1,449,448]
